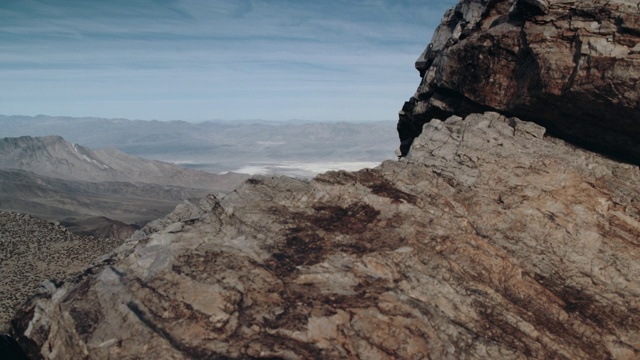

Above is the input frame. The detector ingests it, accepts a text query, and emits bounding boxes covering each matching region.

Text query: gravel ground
[0,211,123,333]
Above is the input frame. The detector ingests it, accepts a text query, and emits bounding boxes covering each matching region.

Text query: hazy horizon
[0,113,398,124]
[1,0,457,123]
[0,115,400,177]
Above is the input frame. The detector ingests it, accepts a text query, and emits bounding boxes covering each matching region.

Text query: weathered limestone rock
[399,0,640,163]
[11,112,640,359]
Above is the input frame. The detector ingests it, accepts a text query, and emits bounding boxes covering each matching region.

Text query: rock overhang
[398,0,640,164]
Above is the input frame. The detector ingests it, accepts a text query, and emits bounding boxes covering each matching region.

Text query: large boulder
[398,0,640,163]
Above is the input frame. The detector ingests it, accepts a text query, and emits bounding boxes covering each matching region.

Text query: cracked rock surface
[398,0,640,163]
[11,112,640,359]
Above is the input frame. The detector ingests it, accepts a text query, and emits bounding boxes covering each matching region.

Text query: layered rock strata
[11,112,640,359]
[397,0,640,163]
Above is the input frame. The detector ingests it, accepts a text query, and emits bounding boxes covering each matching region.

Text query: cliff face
[9,0,640,359]
[398,0,640,163]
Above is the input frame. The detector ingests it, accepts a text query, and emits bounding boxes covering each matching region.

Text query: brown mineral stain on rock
[317,170,418,205]
[13,111,639,359]
[7,0,640,358]
[308,203,380,235]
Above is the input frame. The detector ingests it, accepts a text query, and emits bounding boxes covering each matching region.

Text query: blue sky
[1,0,457,122]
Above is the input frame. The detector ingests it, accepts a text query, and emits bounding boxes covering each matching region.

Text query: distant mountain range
[0,135,248,238]
[0,115,397,237]
[0,115,398,175]
[0,135,244,189]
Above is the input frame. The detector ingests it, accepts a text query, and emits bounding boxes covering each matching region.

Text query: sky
[1,0,457,122]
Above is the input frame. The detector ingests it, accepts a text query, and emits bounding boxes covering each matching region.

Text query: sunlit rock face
[11,112,640,359]
[398,0,640,163]
[8,0,640,359]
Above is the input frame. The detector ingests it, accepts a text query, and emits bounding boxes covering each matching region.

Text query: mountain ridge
[0,116,398,175]
[0,135,248,240]
[0,135,245,190]
[0,168,212,224]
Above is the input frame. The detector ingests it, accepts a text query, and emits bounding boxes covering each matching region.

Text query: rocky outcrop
[7,1,640,358]
[398,0,640,163]
[0,212,122,334]
[11,112,640,359]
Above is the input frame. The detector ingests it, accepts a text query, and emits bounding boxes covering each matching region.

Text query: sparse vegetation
[0,211,123,333]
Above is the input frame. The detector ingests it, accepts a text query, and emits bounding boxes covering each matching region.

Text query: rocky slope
[397,0,640,162]
[0,168,216,229]
[0,136,248,240]
[0,212,122,334]
[0,135,246,190]
[8,0,640,359]
[10,112,640,359]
